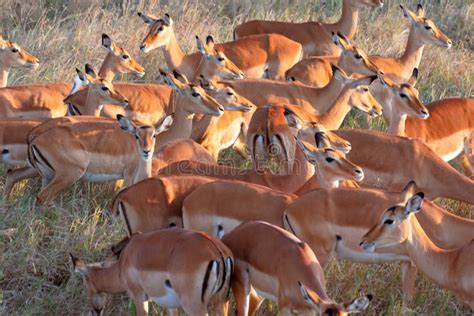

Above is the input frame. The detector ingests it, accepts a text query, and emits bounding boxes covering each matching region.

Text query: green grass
[0,0,473,314]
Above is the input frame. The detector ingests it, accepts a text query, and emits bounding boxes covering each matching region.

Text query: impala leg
[4,166,39,197]
[232,128,250,159]
[232,267,251,316]
[36,169,84,204]
[401,262,417,304]
[457,153,473,177]
[166,308,179,316]
[248,287,264,316]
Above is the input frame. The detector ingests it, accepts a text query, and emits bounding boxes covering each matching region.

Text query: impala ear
[117,114,137,134]
[160,69,186,94]
[156,114,174,134]
[298,282,321,308]
[400,181,417,203]
[101,33,120,56]
[377,73,389,87]
[195,35,207,55]
[295,137,317,165]
[416,4,425,17]
[206,35,215,52]
[70,253,88,276]
[283,106,302,129]
[85,63,99,80]
[137,12,158,24]
[400,5,418,23]
[331,64,349,82]
[172,70,190,84]
[404,192,424,216]
[315,132,331,149]
[333,31,349,50]
[163,13,173,26]
[408,68,418,86]
[198,75,215,90]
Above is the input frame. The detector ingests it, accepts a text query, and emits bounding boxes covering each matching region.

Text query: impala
[285,32,380,87]
[0,35,39,87]
[285,4,451,88]
[222,221,372,316]
[71,229,233,316]
[0,33,144,118]
[284,182,474,302]
[29,115,172,204]
[234,0,384,57]
[360,189,474,308]
[138,13,303,80]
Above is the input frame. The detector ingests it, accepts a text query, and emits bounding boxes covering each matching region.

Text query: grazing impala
[138,13,303,80]
[285,4,451,88]
[222,221,372,316]
[71,229,233,316]
[360,189,474,308]
[0,33,144,118]
[0,35,39,87]
[234,0,384,57]
[285,32,380,87]
[29,115,172,204]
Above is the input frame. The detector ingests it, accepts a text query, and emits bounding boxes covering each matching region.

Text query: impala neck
[162,30,187,74]
[328,0,359,39]
[98,53,117,82]
[399,26,425,80]
[387,112,407,135]
[314,77,344,113]
[403,215,458,290]
[134,156,153,184]
[0,64,10,88]
[317,86,353,130]
[154,95,195,151]
[83,90,103,116]
[89,262,126,294]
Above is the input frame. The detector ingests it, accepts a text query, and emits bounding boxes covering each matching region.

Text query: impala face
[401,4,452,49]
[89,79,129,107]
[0,37,40,69]
[332,32,381,77]
[70,254,110,316]
[360,192,424,252]
[350,85,383,117]
[138,13,173,53]
[199,78,255,112]
[101,34,145,77]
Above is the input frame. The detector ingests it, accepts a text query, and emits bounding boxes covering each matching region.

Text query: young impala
[71,229,233,316]
[0,35,39,87]
[0,33,144,118]
[222,221,372,316]
[360,190,474,309]
[234,0,384,57]
[138,13,303,80]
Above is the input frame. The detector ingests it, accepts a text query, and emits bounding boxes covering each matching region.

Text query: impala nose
[139,44,146,53]
[446,39,453,48]
[124,99,129,106]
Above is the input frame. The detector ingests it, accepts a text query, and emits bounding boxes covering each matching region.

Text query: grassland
[0,0,473,314]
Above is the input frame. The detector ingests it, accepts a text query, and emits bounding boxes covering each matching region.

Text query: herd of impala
[1,0,473,315]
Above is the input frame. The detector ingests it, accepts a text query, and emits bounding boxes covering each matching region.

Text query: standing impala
[0,35,39,87]
[223,221,372,316]
[71,229,233,316]
[234,0,384,57]
[360,190,474,309]
[0,33,144,118]
[138,13,303,80]
[285,5,451,88]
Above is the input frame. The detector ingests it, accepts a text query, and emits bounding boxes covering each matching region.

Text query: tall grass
[0,0,472,314]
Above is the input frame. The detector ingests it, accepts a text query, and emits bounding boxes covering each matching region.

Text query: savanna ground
[0,0,473,314]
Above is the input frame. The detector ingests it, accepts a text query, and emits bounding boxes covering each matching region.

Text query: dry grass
[0,0,473,315]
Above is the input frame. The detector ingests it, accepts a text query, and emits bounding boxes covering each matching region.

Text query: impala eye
[326,157,335,163]
[384,219,394,225]
[11,48,18,53]
[101,86,109,92]
[400,93,408,99]
[122,55,129,59]
[153,134,157,138]
[425,25,432,30]
[158,26,164,32]
[134,135,139,139]
[217,57,225,62]
[227,91,234,96]
[363,87,369,92]
[354,53,362,59]
[191,92,200,97]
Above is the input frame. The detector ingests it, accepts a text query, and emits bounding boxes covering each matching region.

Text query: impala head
[332,32,381,77]
[199,76,254,112]
[360,181,424,252]
[117,114,173,160]
[333,65,382,116]
[138,12,174,53]
[101,34,145,77]
[299,282,372,315]
[195,35,245,80]
[160,69,224,117]
[64,64,129,110]
[378,69,428,120]
[0,35,40,69]
[400,4,452,49]
[349,0,384,8]
[296,132,364,184]
[284,107,352,153]
[70,253,114,315]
